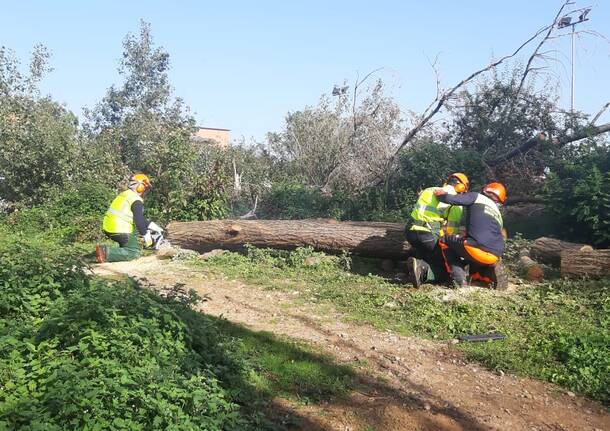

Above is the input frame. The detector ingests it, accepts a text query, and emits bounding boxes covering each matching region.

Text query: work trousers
[441,235,498,285]
[104,231,141,262]
[405,230,449,282]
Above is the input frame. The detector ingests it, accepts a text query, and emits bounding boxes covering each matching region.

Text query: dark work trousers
[405,230,449,282]
[441,234,497,285]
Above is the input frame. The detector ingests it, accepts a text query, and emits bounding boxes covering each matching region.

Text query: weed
[0,236,355,429]
[194,246,610,405]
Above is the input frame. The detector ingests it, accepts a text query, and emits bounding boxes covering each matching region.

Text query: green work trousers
[104,231,141,262]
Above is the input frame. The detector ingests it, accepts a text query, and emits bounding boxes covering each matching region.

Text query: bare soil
[94,256,610,431]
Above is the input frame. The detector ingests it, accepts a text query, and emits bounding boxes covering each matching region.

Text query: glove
[143,231,153,248]
[148,222,164,233]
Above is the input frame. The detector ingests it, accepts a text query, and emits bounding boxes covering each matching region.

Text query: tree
[85,20,195,171]
[0,45,84,203]
[387,0,610,181]
[446,69,566,195]
[268,78,404,192]
[85,21,228,221]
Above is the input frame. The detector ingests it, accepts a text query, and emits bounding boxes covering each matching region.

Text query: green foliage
[5,181,115,243]
[268,80,404,192]
[197,248,610,404]
[0,95,83,204]
[259,182,337,219]
[83,22,232,224]
[502,232,531,262]
[0,235,355,429]
[146,156,230,224]
[448,69,566,195]
[544,144,610,246]
[0,237,89,321]
[0,238,245,430]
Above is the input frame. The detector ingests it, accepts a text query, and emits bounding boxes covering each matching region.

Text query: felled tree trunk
[166,220,413,259]
[530,237,586,267]
[561,249,610,278]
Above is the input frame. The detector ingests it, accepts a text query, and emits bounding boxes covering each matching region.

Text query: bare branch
[591,102,610,125]
[392,17,558,159]
[487,122,610,167]
[514,1,570,96]
[426,53,442,102]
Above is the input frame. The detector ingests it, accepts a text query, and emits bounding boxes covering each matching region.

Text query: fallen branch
[391,3,568,162]
[487,122,610,167]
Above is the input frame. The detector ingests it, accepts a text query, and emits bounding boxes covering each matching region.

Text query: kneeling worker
[405,172,469,287]
[96,173,163,263]
[433,182,507,287]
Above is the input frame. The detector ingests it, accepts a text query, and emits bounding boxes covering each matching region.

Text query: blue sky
[2,1,609,141]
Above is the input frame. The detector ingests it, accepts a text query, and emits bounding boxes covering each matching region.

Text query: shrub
[0,236,88,321]
[544,145,610,246]
[5,181,115,243]
[0,236,257,430]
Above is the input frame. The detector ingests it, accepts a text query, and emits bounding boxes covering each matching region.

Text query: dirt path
[94,257,609,431]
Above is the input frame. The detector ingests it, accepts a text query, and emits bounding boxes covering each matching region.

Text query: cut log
[166,220,413,259]
[518,255,544,282]
[560,249,610,278]
[530,237,586,267]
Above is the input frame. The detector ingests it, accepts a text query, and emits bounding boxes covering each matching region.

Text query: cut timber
[561,249,610,278]
[166,220,412,259]
[518,255,544,282]
[530,237,586,267]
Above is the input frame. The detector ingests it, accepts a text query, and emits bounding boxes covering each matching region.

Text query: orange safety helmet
[483,182,507,204]
[129,173,152,194]
[447,172,469,193]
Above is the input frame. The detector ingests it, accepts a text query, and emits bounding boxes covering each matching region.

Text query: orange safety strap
[464,241,499,265]
[438,240,452,274]
[470,272,494,284]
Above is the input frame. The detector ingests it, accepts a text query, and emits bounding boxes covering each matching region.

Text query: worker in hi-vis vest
[405,173,469,288]
[95,173,163,263]
[434,182,507,288]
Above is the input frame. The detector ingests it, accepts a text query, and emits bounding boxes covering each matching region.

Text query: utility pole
[571,23,575,112]
[558,6,591,113]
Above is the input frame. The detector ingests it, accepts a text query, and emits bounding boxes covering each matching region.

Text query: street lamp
[557,6,592,112]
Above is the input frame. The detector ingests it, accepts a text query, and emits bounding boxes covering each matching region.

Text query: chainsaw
[146,230,171,250]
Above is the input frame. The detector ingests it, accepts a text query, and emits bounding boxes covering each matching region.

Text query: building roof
[197,126,230,132]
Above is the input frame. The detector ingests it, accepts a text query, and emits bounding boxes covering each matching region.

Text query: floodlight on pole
[557,6,592,113]
[332,85,349,96]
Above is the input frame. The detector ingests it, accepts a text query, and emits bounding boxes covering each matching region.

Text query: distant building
[192,126,230,147]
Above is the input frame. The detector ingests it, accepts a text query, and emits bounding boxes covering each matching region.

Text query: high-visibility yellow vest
[409,186,454,234]
[102,189,143,234]
[444,205,465,236]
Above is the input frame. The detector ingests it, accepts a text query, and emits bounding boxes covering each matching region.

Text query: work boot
[95,244,107,263]
[406,257,428,288]
[492,259,508,290]
[451,278,469,289]
[450,264,468,288]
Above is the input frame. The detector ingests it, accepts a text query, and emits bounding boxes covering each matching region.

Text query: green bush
[5,182,115,243]
[259,182,336,219]
[0,236,258,430]
[544,145,610,246]
[0,237,88,321]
